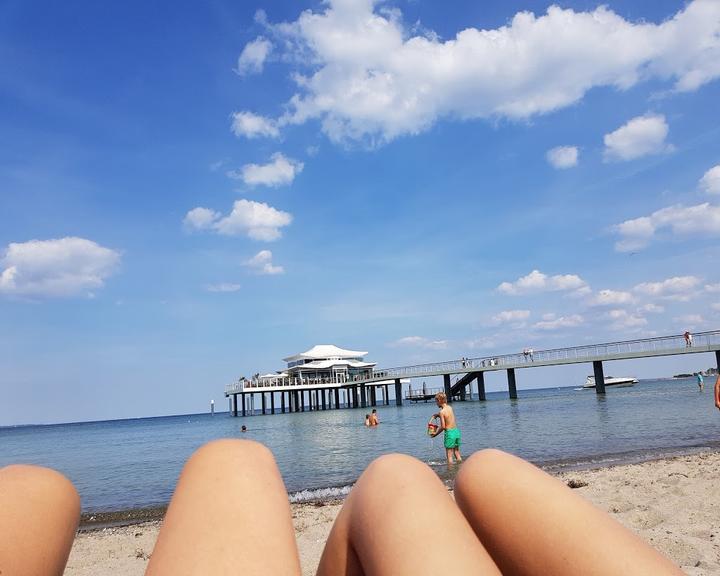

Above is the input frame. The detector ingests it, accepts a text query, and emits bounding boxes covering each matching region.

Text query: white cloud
[607,309,647,330]
[588,289,634,306]
[705,283,720,293]
[633,276,701,299]
[640,303,665,313]
[184,200,292,241]
[245,250,284,275]
[388,336,448,350]
[613,202,720,251]
[231,111,279,139]
[497,270,586,295]
[674,313,704,326]
[237,37,272,75]
[184,207,220,230]
[700,165,720,194]
[711,303,720,312]
[490,309,530,325]
[0,237,120,298]
[533,314,584,331]
[603,114,671,161]
[465,337,496,350]
[228,153,304,187]
[239,1,720,144]
[206,283,241,293]
[546,146,578,169]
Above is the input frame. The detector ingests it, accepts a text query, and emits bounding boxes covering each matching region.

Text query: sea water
[1,378,718,512]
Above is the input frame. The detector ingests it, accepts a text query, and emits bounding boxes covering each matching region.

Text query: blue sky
[2,0,720,425]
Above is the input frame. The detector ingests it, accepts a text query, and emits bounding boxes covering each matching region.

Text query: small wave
[288,484,353,503]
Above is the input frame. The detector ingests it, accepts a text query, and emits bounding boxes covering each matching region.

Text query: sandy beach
[65,450,720,575]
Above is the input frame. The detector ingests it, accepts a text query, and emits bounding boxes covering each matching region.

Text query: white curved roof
[283,344,368,362]
[287,359,375,370]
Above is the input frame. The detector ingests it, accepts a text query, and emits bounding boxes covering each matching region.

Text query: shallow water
[1,378,718,512]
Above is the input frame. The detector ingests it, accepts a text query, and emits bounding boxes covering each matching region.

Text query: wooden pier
[225,330,720,416]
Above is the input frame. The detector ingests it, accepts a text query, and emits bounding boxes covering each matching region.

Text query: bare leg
[454,447,462,462]
[454,449,683,576]
[316,453,501,576]
[0,464,80,576]
[445,447,453,464]
[146,439,301,576]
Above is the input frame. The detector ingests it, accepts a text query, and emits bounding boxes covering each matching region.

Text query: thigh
[454,449,682,576]
[146,439,301,576]
[0,464,80,576]
[317,453,500,576]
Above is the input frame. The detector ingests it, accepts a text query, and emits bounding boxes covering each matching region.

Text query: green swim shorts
[444,428,461,449]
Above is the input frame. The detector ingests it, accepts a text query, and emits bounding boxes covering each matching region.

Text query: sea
[1,377,718,513]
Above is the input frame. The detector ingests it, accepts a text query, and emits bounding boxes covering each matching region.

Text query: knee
[456,449,516,495]
[358,453,437,494]
[1,464,80,515]
[367,453,427,477]
[185,439,277,473]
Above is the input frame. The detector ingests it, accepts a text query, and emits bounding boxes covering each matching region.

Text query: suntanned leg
[146,439,301,576]
[454,449,683,576]
[316,453,501,576]
[0,464,80,576]
[454,446,462,462]
[446,447,453,464]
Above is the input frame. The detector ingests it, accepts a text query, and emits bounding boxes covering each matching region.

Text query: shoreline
[77,442,720,530]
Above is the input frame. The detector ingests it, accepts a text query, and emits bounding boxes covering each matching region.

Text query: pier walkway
[225,330,720,416]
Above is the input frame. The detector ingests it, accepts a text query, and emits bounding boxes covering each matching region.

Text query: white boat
[582,376,638,389]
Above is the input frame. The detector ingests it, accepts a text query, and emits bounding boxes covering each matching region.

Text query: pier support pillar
[281,391,286,413]
[476,372,486,401]
[261,393,267,415]
[334,388,340,409]
[385,384,389,405]
[270,392,275,415]
[593,360,606,395]
[715,350,720,372]
[443,374,452,402]
[459,383,466,401]
[369,387,376,407]
[232,394,238,417]
[360,385,367,408]
[507,369,518,399]
[241,393,247,417]
[394,378,402,406]
[301,391,305,412]
[321,389,327,410]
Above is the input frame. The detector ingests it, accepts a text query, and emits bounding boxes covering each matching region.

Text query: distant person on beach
[684,331,693,347]
[1,440,683,575]
[429,392,462,464]
[369,408,379,426]
[696,373,704,391]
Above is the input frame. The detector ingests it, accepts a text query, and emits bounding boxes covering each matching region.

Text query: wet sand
[65,450,720,575]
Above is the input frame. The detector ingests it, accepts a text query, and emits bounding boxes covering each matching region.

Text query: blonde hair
[435,392,447,404]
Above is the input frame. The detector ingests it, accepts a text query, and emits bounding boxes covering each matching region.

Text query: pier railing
[353,330,720,384]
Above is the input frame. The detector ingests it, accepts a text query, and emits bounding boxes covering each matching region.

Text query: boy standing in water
[430,392,462,464]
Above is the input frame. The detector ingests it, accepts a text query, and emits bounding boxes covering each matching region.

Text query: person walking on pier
[429,392,462,464]
[684,331,693,347]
